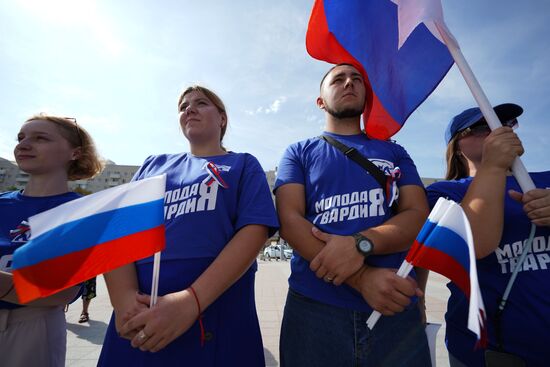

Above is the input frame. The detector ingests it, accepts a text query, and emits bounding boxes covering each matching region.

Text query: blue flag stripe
[12,199,164,269]
[424,224,470,273]
[416,220,437,244]
[324,0,453,122]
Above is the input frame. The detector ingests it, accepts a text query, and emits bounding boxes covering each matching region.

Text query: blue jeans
[280,289,430,367]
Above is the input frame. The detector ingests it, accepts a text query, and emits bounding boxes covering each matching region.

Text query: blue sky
[1,0,548,178]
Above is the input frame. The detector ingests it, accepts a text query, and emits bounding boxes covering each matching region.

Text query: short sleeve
[273,144,305,192]
[132,155,156,181]
[392,143,423,188]
[426,181,466,209]
[235,155,279,237]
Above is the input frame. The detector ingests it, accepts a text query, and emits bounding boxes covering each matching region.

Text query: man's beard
[325,104,364,119]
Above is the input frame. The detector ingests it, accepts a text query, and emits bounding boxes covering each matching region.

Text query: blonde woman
[0,113,103,367]
[99,86,278,366]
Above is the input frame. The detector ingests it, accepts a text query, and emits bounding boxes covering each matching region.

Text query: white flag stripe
[29,174,166,238]
[438,199,485,338]
[391,0,446,48]
[436,201,471,242]
[428,197,451,222]
[462,205,485,338]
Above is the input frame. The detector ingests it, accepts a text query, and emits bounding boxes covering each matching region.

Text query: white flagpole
[434,22,536,193]
[150,251,161,307]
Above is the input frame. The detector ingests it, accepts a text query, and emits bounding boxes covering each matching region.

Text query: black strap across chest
[320,135,387,189]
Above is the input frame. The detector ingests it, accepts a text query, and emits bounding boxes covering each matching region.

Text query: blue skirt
[98,258,264,367]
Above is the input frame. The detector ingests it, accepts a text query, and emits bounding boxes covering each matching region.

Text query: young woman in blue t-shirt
[0,114,103,366]
[99,85,278,366]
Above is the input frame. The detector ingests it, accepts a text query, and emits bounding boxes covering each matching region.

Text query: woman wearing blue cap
[427,103,550,367]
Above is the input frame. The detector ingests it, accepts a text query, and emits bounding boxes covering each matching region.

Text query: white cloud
[266,97,287,114]
[245,96,287,116]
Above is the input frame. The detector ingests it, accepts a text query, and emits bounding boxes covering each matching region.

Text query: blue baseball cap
[445,103,523,144]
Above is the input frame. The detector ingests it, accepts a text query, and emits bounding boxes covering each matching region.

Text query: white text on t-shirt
[163,182,219,220]
[495,235,550,274]
[312,188,385,225]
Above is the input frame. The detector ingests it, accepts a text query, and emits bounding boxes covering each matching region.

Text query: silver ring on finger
[137,330,149,342]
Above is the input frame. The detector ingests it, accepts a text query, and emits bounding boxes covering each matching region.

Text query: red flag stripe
[411,245,471,297]
[13,225,165,303]
[305,0,400,139]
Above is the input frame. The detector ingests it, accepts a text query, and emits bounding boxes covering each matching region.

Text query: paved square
[65,260,451,366]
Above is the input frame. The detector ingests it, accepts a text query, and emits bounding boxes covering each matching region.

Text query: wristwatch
[353,233,374,258]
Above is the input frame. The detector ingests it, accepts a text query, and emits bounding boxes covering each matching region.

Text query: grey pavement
[65,260,450,366]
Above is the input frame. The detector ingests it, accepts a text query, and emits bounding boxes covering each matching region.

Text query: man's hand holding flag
[367,198,487,347]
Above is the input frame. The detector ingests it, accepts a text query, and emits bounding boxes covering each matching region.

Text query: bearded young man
[274,64,431,366]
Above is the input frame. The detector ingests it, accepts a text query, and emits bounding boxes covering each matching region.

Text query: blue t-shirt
[427,172,550,366]
[98,152,279,366]
[274,132,424,311]
[132,152,279,263]
[0,190,80,309]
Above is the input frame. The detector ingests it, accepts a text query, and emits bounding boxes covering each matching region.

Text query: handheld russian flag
[367,198,487,347]
[12,175,166,303]
[306,0,454,140]
[407,198,487,347]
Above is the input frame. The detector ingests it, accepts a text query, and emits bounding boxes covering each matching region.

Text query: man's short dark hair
[319,63,358,91]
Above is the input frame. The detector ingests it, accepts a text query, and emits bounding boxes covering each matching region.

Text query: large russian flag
[306,0,454,140]
[12,175,166,303]
[407,198,487,346]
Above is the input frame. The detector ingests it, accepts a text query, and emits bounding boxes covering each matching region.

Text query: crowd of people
[0,64,548,366]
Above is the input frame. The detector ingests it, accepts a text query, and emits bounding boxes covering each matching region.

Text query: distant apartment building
[265,169,276,200]
[0,157,22,191]
[71,161,140,193]
[0,157,140,193]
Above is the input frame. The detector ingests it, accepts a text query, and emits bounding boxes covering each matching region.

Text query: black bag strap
[320,135,388,189]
